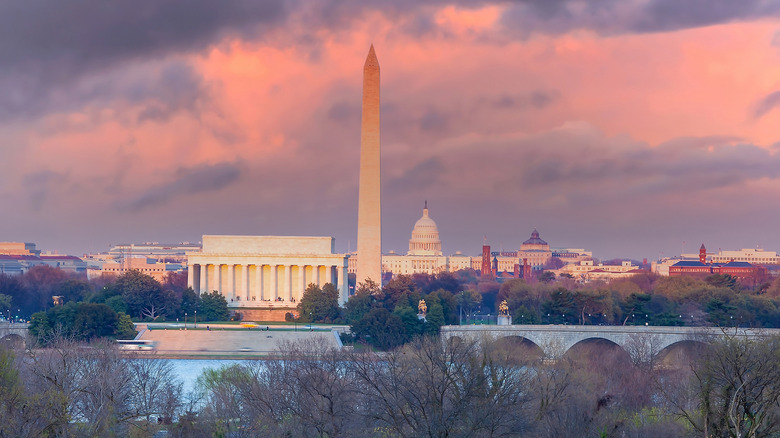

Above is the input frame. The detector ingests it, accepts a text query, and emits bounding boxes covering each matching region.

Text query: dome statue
[408,201,443,256]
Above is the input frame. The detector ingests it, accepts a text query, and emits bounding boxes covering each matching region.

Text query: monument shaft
[357,45,382,286]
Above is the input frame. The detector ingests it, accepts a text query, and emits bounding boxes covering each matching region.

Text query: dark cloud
[506,134,776,198]
[633,0,780,33]
[754,90,780,119]
[0,1,288,121]
[0,58,212,129]
[136,62,210,123]
[387,157,445,193]
[327,101,360,123]
[517,0,573,20]
[486,90,559,109]
[322,0,780,37]
[0,1,288,68]
[123,162,242,211]
[2,0,779,123]
[419,107,451,132]
[499,0,780,37]
[498,0,625,37]
[23,170,68,211]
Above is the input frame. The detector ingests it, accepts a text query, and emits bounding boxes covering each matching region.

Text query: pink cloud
[1,3,779,259]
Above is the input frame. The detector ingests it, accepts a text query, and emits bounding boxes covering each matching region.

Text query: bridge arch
[564,337,632,364]
[0,333,25,349]
[492,335,544,363]
[445,335,465,348]
[656,339,707,368]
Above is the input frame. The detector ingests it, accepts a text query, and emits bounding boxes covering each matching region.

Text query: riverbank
[135,324,344,358]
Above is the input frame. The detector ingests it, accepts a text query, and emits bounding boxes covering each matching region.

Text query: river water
[166,359,252,392]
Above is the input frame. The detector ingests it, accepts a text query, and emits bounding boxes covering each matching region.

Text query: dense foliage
[29,302,135,341]
[7,264,780,349]
[341,276,461,350]
[2,268,229,343]
[495,272,780,328]
[296,283,341,323]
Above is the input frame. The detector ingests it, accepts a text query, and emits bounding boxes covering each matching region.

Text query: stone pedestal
[497,315,512,326]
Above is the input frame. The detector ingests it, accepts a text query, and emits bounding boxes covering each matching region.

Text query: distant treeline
[331,271,780,350]
[5,264,780,350]
[0,266,229,344]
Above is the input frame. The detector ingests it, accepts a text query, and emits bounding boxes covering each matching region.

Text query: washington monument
[356,45,382,286]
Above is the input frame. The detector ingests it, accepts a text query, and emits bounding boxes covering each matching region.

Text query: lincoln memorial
[187,235,349,320]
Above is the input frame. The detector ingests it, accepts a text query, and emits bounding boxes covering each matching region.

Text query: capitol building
[378,203,476,276]
[348,203,590,278]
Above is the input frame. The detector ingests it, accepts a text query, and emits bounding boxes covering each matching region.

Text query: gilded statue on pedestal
[498,300,509,316]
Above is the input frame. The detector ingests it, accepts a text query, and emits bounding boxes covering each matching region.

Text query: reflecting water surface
[165,359,252,392]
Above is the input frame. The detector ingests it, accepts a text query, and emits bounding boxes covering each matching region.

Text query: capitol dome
[408,202,442,256]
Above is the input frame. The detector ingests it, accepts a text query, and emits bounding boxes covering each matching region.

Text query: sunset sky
[1,1,779,260]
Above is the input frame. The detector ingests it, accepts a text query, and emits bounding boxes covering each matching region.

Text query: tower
[523,258,532,279]
[356,45,382,286]
[481,245,493,279]
[699,244,706,264]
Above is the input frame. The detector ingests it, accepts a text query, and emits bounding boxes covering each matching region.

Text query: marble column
[298,265,305,301]
[241,264,249,301]
[314,265,320,287]
[270,265,278,301]
[211,264,220,294]
[200,265,208,294]
[255,265,264,301]
[323,265,332,286]
[338,265,348,304]
[284,265,292,301]
[187,264,195,291]
[227,264,236,301]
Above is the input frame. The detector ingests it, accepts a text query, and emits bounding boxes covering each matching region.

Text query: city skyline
[1,2,779,260]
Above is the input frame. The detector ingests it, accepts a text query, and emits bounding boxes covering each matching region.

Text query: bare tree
[350,335,534,437]
[624,333,663,370]
[269,339,367,437]
[126,355,183,430]
[670,332,780,437]
[19,336,184,437]
[194,338,367,438]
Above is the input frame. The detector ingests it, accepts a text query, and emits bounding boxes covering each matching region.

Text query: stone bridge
[441,325,780,359]
[0,323,29,348]
[0,322,29,336]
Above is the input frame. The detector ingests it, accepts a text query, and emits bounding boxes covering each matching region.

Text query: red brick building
[669,260,765,281]
[669,244,767,282]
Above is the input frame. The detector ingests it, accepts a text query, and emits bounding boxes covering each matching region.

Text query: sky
[1,0,779,261]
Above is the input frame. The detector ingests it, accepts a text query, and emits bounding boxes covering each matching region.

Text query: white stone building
[710,248,779,264]
[187,236,349,309]
[554,260,643,282]
[348,204,480,277]
[381,204,451,275]
[349,206,593,279]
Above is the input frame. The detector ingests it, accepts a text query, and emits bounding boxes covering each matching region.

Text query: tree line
[0,266,229,344]
[495,272,780,328]
[3,330,780,437]
[295,271,780,351]
[9,264,780,350]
